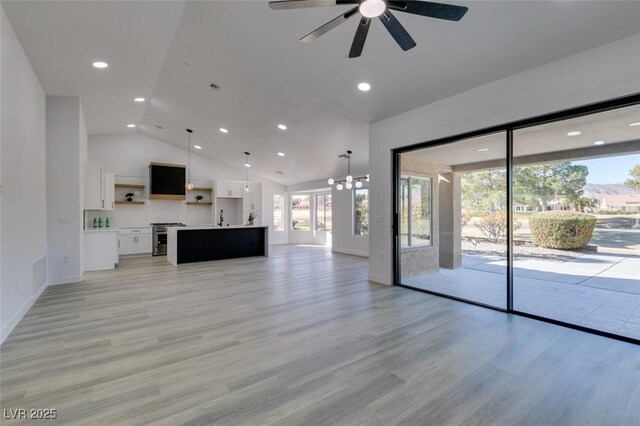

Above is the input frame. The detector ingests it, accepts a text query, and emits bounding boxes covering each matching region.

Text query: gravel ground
[462,239,589,263]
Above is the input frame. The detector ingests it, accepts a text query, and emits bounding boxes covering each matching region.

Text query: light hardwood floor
[1,245,639,425]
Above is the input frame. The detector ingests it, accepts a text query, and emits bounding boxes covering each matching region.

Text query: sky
[574,154,640,184]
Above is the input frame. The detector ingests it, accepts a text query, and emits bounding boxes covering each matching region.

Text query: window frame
[273,194,284,232]
[400,174,433,248]
[290,193,311,231]
[353,187,369,237]
[315,193,332,232]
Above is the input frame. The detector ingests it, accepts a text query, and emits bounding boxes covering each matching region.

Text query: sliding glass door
[397,133,508,309]
[512,104,640,340]
[394,97,640,342]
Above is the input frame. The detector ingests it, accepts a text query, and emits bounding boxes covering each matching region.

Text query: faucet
[218,209,224,227]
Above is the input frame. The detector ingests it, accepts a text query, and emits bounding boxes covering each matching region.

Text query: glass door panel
[398,132,507,309]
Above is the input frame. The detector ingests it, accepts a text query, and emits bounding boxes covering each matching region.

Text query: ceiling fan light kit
[269,0,468,58]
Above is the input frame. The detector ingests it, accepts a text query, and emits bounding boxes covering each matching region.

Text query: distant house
[600,195,640,212]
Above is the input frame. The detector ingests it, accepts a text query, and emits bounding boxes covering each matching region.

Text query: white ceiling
[404,104,640,166]
[4,1,640,185]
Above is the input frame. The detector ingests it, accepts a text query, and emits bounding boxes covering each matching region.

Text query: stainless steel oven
[152,223,185,256]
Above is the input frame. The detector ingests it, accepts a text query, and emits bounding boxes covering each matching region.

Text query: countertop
[84,228,119,233]
[173,225,268,231]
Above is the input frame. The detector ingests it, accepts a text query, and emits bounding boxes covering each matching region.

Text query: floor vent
[33,256,46,295]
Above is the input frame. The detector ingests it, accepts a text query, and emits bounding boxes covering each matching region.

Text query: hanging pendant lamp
[185,129,194,191]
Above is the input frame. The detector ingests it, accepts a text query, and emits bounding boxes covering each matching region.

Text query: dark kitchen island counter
[167,225,269,265]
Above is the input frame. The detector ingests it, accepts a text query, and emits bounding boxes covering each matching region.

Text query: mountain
[583,183,640,200]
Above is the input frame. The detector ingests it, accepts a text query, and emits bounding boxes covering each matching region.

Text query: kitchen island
[167,225,268,265]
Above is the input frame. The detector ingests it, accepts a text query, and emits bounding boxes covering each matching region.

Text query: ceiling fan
[269,0,468,58]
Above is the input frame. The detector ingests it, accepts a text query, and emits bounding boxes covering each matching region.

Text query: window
[354,188,369,236]
[316,193,332,231]
[400,176,432,247]
[291,194,310,231]
[273,195,284,231]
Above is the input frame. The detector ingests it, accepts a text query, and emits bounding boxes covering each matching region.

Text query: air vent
[154,124,164,130]
[276,171,284,175]
[210,82,222,91]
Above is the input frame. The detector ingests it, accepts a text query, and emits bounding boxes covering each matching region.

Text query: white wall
[88,133,288,245]
[369,33,640,285]
[46,96,85,285]
[1,7,47,341]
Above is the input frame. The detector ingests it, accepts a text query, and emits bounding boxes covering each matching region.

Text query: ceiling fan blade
[269,0,357,10]
[388,1,468,21]
[379,11,416,51]
[300,6,359,43]
[349,17,371,58]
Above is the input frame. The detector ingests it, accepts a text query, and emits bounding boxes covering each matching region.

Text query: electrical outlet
[63,256,70,264]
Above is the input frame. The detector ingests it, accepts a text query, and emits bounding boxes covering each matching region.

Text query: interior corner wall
[369,33,640,286]
[1,6,47,342]
[46,96,84,286]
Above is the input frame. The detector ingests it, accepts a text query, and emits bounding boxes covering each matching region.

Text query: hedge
[529,211,596,249]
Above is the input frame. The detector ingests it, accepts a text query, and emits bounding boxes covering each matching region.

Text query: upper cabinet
[216,180,244,198]
[84,162,115,210]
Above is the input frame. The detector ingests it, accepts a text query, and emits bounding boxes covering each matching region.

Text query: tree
[624,165,640,190]
[461,169,506,215]
[513,162,589,211]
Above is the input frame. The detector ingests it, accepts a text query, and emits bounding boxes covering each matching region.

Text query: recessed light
[127,124,136,128]
[567,131,581,136]
[92,61,108,69]
[594,140,605,146]
[477,148,489,152]
[278,124,287,130]
[194,145,202,150]
[277,152,285,157]
[219,128,229,134]
[630,122,640,127]
[358,82,371,92]
[244,163,251,168]
[134,97,146,102]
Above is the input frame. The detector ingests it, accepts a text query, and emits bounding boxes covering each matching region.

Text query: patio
[403,253,640,340]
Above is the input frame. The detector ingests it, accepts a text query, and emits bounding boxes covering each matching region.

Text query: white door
[136,234,153,254]
[103,173,115,211]
[118,234,137,255]
[84,163,103,210]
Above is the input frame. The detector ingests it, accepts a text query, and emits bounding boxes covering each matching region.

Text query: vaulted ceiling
[4,1,640,184]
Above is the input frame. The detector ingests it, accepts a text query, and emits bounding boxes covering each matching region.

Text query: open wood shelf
[115,183,146,189]
[189,187,212,192]
[115,200,145,205]
[187,202,213,206]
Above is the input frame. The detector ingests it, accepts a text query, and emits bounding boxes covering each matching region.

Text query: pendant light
[185,129,194,191]
[244,152,251,192]
[327,150,368,191]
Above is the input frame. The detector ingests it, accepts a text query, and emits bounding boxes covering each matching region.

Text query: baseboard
[47,274,82,286]
[1,281,49,345]
[368,273,390,285]
[331,247,369,258]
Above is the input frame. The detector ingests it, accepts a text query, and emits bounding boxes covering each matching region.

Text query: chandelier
[327,150,369,191]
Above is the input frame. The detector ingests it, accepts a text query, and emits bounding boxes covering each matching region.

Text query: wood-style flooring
[1,245,639,425]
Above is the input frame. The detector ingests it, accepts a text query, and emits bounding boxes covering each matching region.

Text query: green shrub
[529,211,596,249]
[461,210,472,227]
[478,211,520,243]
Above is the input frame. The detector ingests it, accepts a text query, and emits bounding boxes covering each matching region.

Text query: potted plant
[247,211,255,226]
[125,192,134,202]
[195,195,204,203]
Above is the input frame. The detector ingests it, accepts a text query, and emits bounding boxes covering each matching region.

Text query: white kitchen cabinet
[215,180,244,198]
[84,162,115,210]
[118,227,152,255]
[103,173,115,210]
[84,230,119,271]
